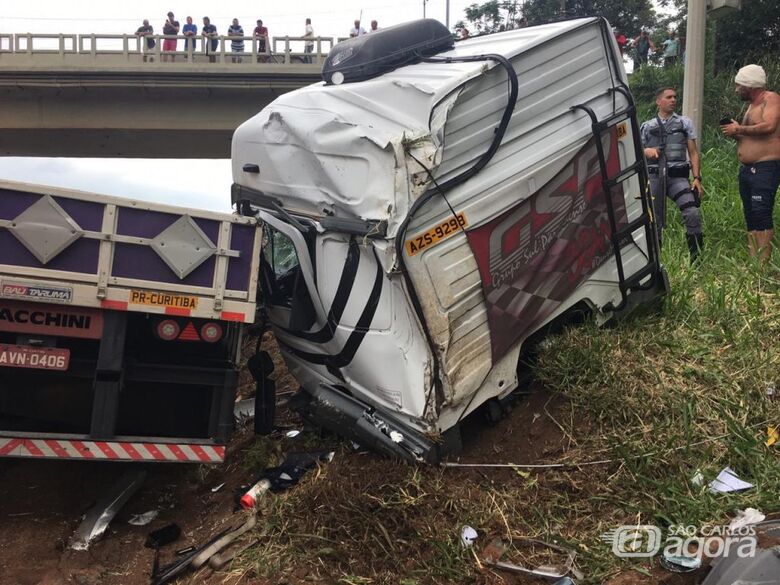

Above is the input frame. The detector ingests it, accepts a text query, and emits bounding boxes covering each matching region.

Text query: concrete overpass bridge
[0,33,337,158]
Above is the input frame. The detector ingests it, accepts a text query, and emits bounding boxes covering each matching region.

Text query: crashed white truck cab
[231,17,667,462]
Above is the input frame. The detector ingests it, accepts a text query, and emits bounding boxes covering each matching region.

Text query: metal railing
[0,32,339,65]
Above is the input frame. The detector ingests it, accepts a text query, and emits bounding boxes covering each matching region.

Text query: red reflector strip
[101,300,128,310]
[220,311,245,322]
[178,322,200,341]
[164,307,191,316]
[0,438,225,462]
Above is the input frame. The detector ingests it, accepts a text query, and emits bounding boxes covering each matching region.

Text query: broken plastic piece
[285,430,301,438]
[233,398,255,423]
[660,551,701,572]
[211,482,226,493]
[460,525,478,548]
[69,469,147,551]
[728,508,765,533]
[128,510,159,526]
[708,467,754,493]
[691,470,705,487]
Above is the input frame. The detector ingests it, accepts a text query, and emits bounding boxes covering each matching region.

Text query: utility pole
[446,0,450,28]
[682,0,706,137]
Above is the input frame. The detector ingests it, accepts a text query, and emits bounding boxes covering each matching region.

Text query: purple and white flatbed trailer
[0,180,261,463]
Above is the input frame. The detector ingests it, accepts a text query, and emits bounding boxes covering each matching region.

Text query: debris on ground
[233,397,255,424]
[69,469,147,551]
[766,426,778,447]
[728,508,766,533]
[128,510,159,526]
[460,525,478,548]
[708,467,754,494]
[210,482,226,493]
[145,524,182,549]
[660,551,702,572]
[481,537,583,580]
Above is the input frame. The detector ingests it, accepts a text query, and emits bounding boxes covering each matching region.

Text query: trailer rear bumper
[0,433,225,463]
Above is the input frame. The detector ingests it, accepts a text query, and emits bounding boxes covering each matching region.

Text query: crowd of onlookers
[613,27,684,70]
[134,12,387,63]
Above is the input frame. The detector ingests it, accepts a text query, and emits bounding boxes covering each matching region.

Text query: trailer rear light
[200,322,223,343]
[178,322,200,341]
[157,319,180,341]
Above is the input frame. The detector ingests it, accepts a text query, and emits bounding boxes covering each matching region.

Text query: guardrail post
[284,37,291,64]
[90,33,96,59]
[220,36,225,63]
[26,33,32,55]
[122,34,129,61]
[59,34,65,58]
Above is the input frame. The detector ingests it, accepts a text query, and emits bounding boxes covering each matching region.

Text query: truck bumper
[0,434,225,463]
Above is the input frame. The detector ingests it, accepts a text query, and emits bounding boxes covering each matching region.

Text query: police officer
[641,86,704,262]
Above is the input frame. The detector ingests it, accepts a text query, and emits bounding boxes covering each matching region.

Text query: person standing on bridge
[183,16,197,59]
[253,19,269,63]
[162,11,180,62]
[135,19,155,63]
[202,17,218,63]
[303,18,314,64]
[228,19,245,63]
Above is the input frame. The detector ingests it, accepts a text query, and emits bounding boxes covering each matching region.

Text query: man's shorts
[163,39,177,52]
[739,160,780,231]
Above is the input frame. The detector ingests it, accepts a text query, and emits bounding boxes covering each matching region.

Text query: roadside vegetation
[226,65,779,584]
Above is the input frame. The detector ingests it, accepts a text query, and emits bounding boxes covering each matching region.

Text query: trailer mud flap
[293,385,436,463]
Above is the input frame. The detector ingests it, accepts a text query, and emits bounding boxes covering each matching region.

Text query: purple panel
[116,206,220,244]
[0,189,39,220]
[0,232,99,273]
[111,243,216,287]
[53,197,104,232]
[0,189,104,232]
[226,224,256,292]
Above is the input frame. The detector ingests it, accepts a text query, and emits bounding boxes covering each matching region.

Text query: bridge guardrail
[0,33,341,66]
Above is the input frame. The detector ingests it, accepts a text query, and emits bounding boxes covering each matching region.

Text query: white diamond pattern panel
[150,215,217,279]
[8,195,83,264]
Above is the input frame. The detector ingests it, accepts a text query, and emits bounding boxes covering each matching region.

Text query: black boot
[687,233,703,263]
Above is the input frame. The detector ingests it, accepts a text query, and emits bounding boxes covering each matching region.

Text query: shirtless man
[721,64,780,260]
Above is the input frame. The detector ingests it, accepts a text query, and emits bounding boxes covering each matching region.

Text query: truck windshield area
[259,225,317,331]
[261,227,300,307]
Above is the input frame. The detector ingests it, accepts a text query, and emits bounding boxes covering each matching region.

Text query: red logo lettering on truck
[466,128,628,361]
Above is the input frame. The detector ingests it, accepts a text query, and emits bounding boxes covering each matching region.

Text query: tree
[711,0,780,70]
[457,1,522,34]
[522,0,657,37]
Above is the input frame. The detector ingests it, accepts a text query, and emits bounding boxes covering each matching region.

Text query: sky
[0,1,480,212]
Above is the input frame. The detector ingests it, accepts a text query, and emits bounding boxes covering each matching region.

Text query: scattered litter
[728,508,765,533]
[233,398,255,423]
[239,478,272,510]
[285,430,301,438]
[460,525,478,548]
[660,551,701,572]
[128,510,159,526]
[145,523,182,549]
[151,525,233,585]
[481,537,582,580]
[691,470,705,487]
[69,469,147,551]
[211,482,226,493]
[175,545,196,556]
[239,450,335,509]
[389,430,404,443]
[701,521,780,585]
[708,467,754,494]
[766,426,778,447]
[552,578,576,585]
[765,383,776,398]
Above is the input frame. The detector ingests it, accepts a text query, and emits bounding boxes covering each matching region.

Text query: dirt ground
[0,337,711,585]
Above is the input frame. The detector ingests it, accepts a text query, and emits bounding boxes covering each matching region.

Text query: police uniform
[640,113,703,260]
